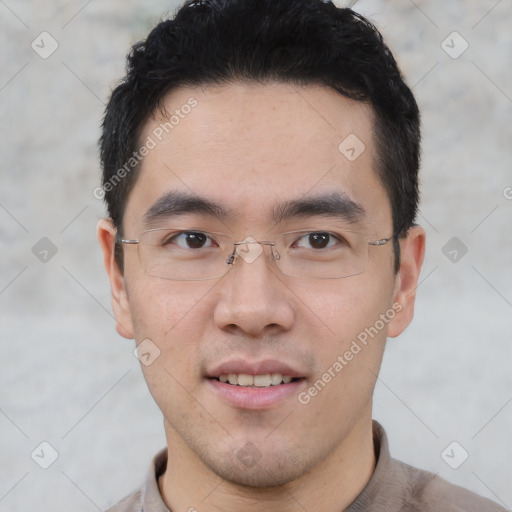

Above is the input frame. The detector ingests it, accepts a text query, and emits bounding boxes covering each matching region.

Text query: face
[99,82,424,488]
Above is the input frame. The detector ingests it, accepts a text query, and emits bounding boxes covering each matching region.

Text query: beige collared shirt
[105,422,507,512]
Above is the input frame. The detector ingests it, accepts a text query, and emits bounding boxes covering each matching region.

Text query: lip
[206,359,305,379]
[207,378,306,410]
[205,358,308,410]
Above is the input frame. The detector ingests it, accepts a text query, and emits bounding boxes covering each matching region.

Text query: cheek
[296,274,395,346]
[127,277,212,376]
[297,276,394,403]
[129,280,211,403]
[129,277,203,334]
[293,282,391,443]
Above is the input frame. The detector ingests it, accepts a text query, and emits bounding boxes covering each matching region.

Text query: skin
[98,82,425,512]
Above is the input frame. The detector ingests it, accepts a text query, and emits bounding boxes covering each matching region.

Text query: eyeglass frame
[115,226,394,281]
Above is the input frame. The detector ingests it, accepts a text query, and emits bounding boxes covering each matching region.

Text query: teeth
[254,374,271,387]
[238,374,253,386]
[271,373,283,385]
[218,372,294,387]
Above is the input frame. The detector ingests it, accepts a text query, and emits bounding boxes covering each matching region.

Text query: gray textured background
[1,1,511,510]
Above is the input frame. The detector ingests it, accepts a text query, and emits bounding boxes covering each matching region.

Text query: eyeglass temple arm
[116,237,139,245]
[369,236,393,247]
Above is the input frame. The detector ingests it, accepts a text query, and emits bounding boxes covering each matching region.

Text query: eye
[293,232,343,250]
[166,231,216,249]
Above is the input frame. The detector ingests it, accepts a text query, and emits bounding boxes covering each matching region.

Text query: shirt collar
[345,420,395,511]
[142,447,170,511]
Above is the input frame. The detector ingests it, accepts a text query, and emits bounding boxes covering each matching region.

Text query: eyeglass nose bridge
[225,239,278,266]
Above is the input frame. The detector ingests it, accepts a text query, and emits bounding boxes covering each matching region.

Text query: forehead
[124,82,391,232]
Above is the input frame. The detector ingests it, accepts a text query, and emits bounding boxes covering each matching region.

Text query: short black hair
[100,0,421,271]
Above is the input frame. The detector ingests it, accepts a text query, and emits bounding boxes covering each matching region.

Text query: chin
[200,445,316,488]
[210,463,304,488]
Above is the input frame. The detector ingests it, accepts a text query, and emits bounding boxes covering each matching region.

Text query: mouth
[205,360,307,409]
[214,373,303,387]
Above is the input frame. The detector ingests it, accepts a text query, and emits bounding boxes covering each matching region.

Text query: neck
[158,413,376,512]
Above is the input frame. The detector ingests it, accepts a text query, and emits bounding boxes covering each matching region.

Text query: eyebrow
[143,191,234,228]
[142,190,365,228]
[272,192,366,225]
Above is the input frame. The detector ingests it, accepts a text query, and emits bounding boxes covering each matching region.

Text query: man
[97,1,506,510]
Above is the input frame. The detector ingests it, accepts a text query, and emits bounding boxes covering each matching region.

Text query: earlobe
[97,218,134,339]
[387,226,426,338]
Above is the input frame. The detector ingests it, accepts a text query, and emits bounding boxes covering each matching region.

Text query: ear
[97,218,134,339]
[387,225,426,338]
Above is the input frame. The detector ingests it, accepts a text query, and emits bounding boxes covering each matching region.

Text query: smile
[217,373,296,387]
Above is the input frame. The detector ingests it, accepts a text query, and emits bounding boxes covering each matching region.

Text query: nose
[213,242,295,337]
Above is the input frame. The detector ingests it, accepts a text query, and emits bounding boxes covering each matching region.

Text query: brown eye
[169,231,213,249]
[308,232,331,249]
[294,232,338,250]
[184,232,208,248]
